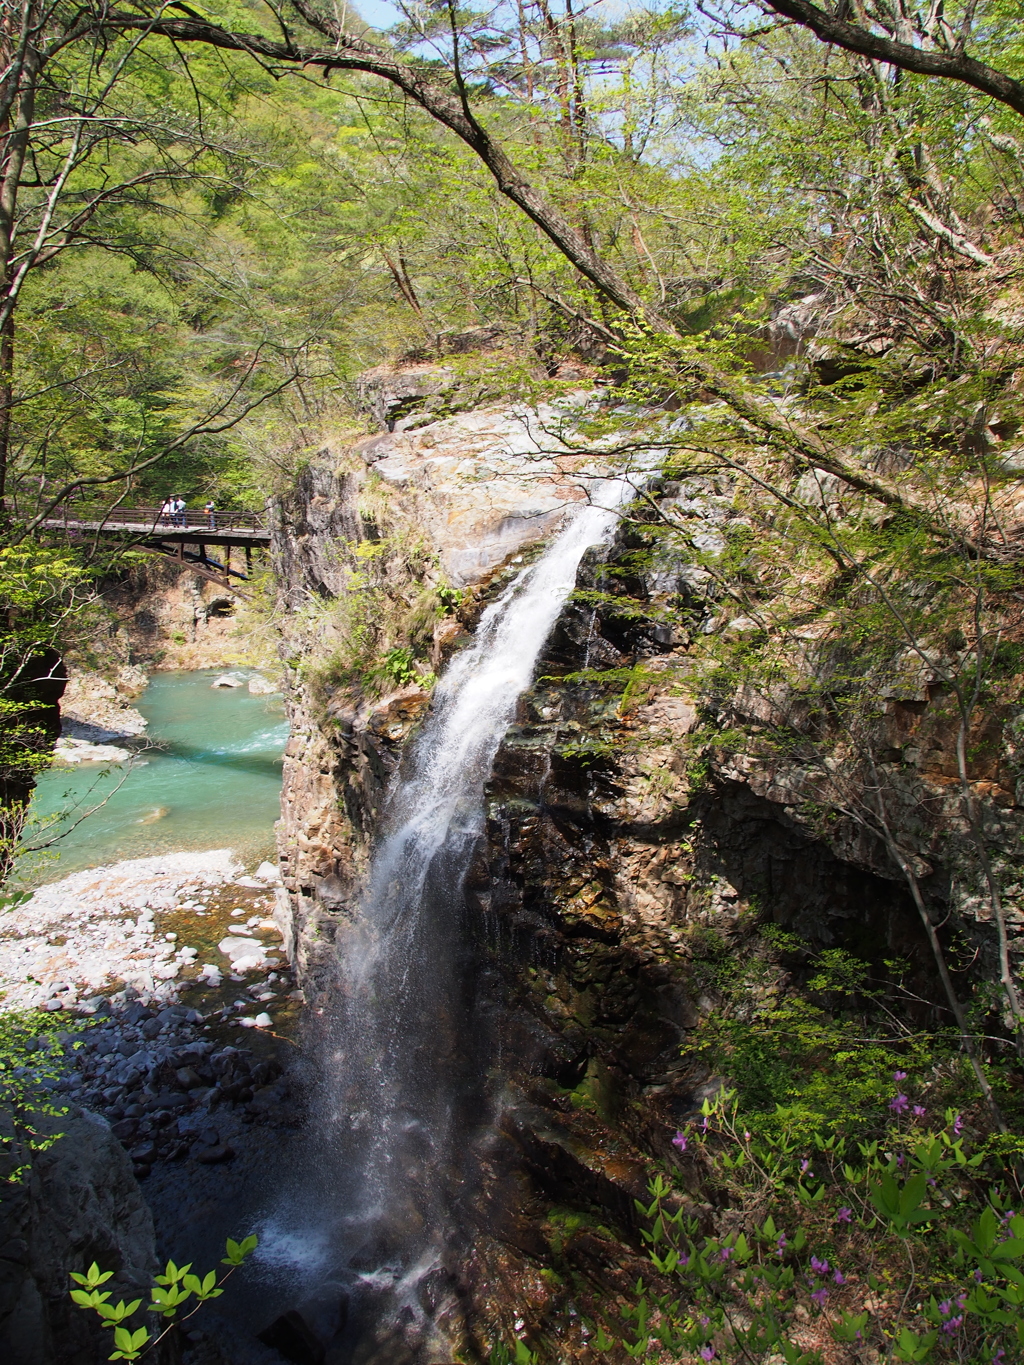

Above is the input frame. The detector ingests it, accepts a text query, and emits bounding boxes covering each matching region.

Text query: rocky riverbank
[0,849,308,1365]
[0,848,304,1163]
[1,850,286,1010]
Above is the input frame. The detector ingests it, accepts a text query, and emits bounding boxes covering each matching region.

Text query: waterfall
[264,483,627,1361]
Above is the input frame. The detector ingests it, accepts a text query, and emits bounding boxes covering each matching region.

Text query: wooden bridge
[39,504,271,589]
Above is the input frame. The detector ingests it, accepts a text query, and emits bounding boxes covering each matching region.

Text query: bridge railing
[41,504,267,533]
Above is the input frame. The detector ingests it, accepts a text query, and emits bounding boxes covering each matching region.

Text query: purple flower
[993,1350,1006,1363]
[672,1131,688,1152]
[699,1315,710,1329]
[940,1315,963,1335]
[800,1158,810,1173]
[744,1130,751,1141]
[894,1070,908,1081]
[699,1349,716,1363]
[913,1105,927,1117]
[810,1256,830,1274]
[836,1207,852,1224]
[974,1268,984,1282]
[890,1093,909,1115]
[939,1301,951,1316]
[702,1115,710,1132]
[834,1270,846,1285]
[719,1247,733,1262]
[953,1113,964,1136]
[897,1153,905,1167]
[810,1287,828,1308]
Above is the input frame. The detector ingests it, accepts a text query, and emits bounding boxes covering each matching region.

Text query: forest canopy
[2,0,1020,526]
[3,0,1024,807]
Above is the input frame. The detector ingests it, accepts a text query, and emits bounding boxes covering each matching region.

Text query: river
[22,670,288,885]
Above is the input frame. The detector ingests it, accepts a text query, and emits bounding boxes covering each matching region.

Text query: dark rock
[193,1144,234,1164]
[128,1141,156,1164]
[124,1103,144,1118]
[140,1018,161,1040]
[144,1091,188,1112]
[256,1309,326,1365]
[0,1107,155,1364]
[111,1119,137,1141]
[124,1004,152,1025]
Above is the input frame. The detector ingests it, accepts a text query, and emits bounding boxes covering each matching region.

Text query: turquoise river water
[21,670,288,886]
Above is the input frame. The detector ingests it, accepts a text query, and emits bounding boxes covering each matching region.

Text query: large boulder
[0,1107,157,1365]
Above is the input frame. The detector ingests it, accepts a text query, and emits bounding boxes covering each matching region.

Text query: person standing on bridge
[160,497,174,526]
[173,495,187,527]
[204,499,217,530]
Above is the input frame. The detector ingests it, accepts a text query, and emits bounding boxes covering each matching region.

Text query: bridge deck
[39,506,271,589]
[40,506,270,547]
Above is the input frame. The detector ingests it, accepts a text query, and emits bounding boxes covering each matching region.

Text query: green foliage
[0,1012,74,1184]
[578,1091,1024,1364]
[69,1236,258,1362]
[488,1338,539,1365]
[380,647,419,688]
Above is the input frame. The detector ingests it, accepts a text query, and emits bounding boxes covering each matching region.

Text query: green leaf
[222,1234,258,1266]
[70,1264,114,1289]
[832,1310,869,1342]
[109,1324,151,1361]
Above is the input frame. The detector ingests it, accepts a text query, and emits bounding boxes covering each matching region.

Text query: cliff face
[270,371,1024,1358]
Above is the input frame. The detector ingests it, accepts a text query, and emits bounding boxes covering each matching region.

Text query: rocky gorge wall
[269,365,1024,1360]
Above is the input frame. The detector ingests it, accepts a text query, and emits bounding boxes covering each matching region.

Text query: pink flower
[890,1093,909,1115]
[893,1069,908,1081]
[699,1348,715,1362]
[836,1207,852,1224]
[834,1270,846,1285]
[913,1105,927,1117]
[810,1256,830,1274]
[672,1131,688,1152]
[810,1287,828,1308]
[940,1315,964,1334]
[953,1113,964,1135]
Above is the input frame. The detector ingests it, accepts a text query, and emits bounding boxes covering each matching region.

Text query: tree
[750,0,1024,117]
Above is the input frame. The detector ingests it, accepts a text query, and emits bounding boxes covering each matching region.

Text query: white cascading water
[266,481,628,1361]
